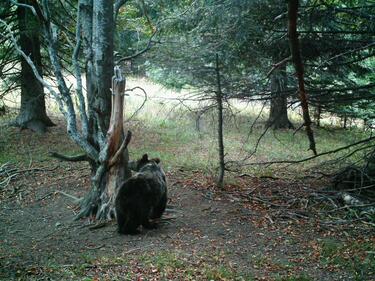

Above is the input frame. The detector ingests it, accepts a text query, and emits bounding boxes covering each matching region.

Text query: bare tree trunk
[92,0,113,131]
[100,70,132,219]
[3,0,131,220]
[77,68,131,220]
[288,0,317,155]
[314,103,321,127]
[267,64,294,129]
[14,0,54,133]
[215,54,225,189]
[76,0,131,220]
[80,0,100,171]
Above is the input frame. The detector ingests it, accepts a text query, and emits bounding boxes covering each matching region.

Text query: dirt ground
[0,124,374,281]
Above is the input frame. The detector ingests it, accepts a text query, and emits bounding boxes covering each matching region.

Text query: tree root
[56,190,82,204]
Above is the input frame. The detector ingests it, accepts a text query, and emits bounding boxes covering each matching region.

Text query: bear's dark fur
[115,154,167,234]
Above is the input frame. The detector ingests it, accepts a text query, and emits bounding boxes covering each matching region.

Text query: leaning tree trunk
[15,0,54,133]
[267,64,294,129]
[288,0,317,155]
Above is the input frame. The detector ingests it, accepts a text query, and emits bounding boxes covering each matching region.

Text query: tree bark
[82,0,114,164]
[267,64,294,129]
[15,0,54,133]
[76,1,131,220]
[314,103,321,127]
[215,54,225,189]
[288,0,317,155]
[77,68,131,220]
[92,0,114,132]
[80,0,100,170]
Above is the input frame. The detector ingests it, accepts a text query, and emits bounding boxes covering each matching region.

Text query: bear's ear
[141,154,149,162]
[153,158,160,164]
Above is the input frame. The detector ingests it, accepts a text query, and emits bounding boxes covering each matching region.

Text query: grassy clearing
[1,77,370,178]
[122,77,370,178]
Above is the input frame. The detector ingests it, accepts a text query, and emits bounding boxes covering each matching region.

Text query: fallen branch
[85,244,105,250]
[248,194,292,208]
[0,164,58,189]
[56,190,82,204]
[49,151,89,162]
[242,135,375,166]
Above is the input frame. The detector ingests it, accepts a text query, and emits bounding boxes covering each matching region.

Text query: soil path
[0,168,359,281]
[0,125,373,280]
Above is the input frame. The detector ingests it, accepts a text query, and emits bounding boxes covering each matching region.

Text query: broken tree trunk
[98,67,132,218]
[77,67,131,220]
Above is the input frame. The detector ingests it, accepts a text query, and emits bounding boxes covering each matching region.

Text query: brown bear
[115,154,167,234]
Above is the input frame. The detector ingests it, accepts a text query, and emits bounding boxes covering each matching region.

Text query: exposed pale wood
[106,67,128,199]
[92,67,131,220]
[108,130,132,168]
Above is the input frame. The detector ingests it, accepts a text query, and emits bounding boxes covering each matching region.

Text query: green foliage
[116,1,154,58]
[146,66,190,89]
[141,0,375,126]
[144,0,268,97]
[137,251,253,281]
[300,1,375,121]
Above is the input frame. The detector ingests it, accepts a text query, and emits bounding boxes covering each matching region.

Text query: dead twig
[125,86,148,121]
[56,190,82,203]
[266,56,291,78]
[248,194,293,208]
[49,151,89,162]
[0,164,58,189]
[85,244,105,250]
[88,221,111,230]
[108,130,132,167]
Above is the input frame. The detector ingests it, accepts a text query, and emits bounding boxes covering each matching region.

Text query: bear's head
[129,154,160,171]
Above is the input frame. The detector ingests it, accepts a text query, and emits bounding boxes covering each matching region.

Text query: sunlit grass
[1,76,371,178]
[120,77,370,177]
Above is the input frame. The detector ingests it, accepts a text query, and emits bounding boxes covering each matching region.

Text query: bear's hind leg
[121,215,141,235]
[151,193,167,219]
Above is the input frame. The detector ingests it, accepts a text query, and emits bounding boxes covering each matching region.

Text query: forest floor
[0,117,374,280]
